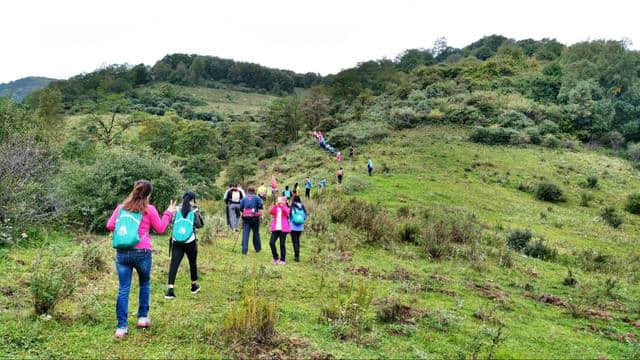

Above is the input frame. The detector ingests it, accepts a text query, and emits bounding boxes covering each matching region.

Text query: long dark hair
[181,191,196,217]
[123,180,152,213]
[292,195,302,205]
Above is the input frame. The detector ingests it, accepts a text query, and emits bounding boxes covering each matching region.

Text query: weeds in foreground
[31,254,76,315]
[321,282,373,341]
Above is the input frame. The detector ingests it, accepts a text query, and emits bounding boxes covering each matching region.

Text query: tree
[139,115,181,153]
[226,157,257,185]
[432,37,448,58]
[191,56,206,84]
[395,49,435,72]
[85,94,140,147]
[565,80,613,139]
[129,64,151,86]
[175,120,218,156]
[265,96,302,148]
[299,86,330,130]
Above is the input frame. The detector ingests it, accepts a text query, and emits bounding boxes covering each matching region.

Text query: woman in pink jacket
[106,180,176,339]
[268,196,291,265]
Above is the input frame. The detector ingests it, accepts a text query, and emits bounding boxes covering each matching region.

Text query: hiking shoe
[137,317,151,328]
[278,260,286,265]
[164,288,176,299]
[191,284,201,294]
[272,259,279,265]
[294,256,300,262]
[114,328,127,339]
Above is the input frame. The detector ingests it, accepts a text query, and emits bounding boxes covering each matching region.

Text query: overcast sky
[1,0,639,83]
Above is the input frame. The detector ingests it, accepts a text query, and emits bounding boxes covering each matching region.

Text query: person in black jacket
[165,192,204,299]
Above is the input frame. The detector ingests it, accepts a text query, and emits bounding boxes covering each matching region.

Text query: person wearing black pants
[165,192,203,299]
[268,197,291,265]
[289,195,307,262]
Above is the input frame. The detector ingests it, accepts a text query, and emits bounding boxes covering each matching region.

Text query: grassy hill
[2,125,639,358]
[0,76,56,101]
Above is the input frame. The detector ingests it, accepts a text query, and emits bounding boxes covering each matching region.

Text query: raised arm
[147,205,174,234]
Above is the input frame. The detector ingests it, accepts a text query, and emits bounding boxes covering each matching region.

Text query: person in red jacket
[268,196,291,265]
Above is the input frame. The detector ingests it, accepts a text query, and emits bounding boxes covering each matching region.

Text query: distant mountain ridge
[0,76,57,101]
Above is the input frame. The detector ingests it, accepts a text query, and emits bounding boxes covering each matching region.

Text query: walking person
[337,167,344,184]
[367,159,374,176]
[283,185,292,201]
[269,196,291,265]
[271,175,279,199]
[336,151,342,165]
[239,186,264,255]
[349,145,354,159]
[289,195,307,262]
[106,180,176,339]
[257,183,268,201]
[304,176,312,198]
[225,184,243,231]
[165,192,203,299]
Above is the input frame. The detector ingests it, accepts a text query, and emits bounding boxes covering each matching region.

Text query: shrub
[376,298,415,323]
[397,222,421,243]
[470,126,518,145]
[329,121,391,148]
[624,193,640,214]
[563,269,578,287]
[331,198,394,245]
[57,147,185,231]
[199,214,226,244]
[222,279,277,345]
[580,192,594,207]
[538,120,560,135]
[586,175,598,189]
[524,239,557,260]
[31,255,76,315]
[321,283,373,340]
[524,127,542,144]
[601,206,623,228]
[627,142,640,167]
[77,243,107,273]
[542,134,561,148]
[419,209,481,259]
[389,107,421,129]
[343,177,371,195]
[497,110,534,129]
[506,229,532,251]
[534,182,566,203]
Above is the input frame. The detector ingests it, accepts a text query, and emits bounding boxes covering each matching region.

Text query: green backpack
[291,206,305,225]
[112,208,143,249]
[172,210,195,242]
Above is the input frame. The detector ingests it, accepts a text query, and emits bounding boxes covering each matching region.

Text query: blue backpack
[291,206,306,225]
[284,190,292,199]
[172,209,196,242]
[112,208,142,249]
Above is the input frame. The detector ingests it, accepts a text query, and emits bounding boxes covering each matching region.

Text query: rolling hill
[0,76,56,101]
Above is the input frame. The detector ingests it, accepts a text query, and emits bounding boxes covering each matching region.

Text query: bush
[497,110,534,129]
[376,298,414,323]
[601,206,623,228]
[534,182,566,203]
[538,120,559,135]
[331,198,394,245]
[321,283,372,340]
[397,222,421,244]
[586,175,598,189]
[624,193,640,214]
[419,209,481,259]
[389,107,421,129]
[524,239,557,260]
[77,243,107,273]
[580,192,594,207]
[563,269,578,287]
[627,142,640,167]
[470,126,518,145]
[57,147,185,231]
[31,254,76,315]
[506,229,532,251]
[542,134,561,148]
[343,177,371,195]
[524,127,542,144]
[222,278,277,345]
[329,121,391,149]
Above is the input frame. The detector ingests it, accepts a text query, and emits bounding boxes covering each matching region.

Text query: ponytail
[181,191,196,218]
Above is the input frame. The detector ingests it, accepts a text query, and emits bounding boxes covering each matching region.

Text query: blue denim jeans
[115,249,152,329]
[242,218,261,254]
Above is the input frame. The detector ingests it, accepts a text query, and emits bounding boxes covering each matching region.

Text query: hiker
[106,180,176,339]
[289,195,307,262]
[225,184,243,231]
[257,183,268,201]
[271,175,279,199]
[269,196,291,265]
[367,159,373,176]
[319,178,327,189]
[336,151,342,164]
[283,185,292,201]
[165,191,203,300]
[305,176,312,198]
[239,186,264,254]
[349,145,354,159]
[337,167,344,184]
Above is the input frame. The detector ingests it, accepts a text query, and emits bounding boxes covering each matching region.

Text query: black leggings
[168,240,198,285]
[290,231,302,258]
[269,231,287,261]
[338,175,343,184]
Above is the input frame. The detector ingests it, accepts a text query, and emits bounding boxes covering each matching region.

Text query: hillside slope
[2,125,639,358]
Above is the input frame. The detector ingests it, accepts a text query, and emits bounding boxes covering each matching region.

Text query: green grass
[173,85,277,116]
[2,125,640,358]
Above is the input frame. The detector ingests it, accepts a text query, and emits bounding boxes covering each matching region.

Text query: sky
[1,0,639,83]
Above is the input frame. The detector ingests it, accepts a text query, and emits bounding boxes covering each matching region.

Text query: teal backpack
[172,209,195,242]
[284,190,292,199]
[291,206,306,225]
[112,208,143,249]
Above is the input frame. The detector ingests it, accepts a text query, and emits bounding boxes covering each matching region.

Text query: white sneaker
[137,317,151,328]
[115,328,127,339]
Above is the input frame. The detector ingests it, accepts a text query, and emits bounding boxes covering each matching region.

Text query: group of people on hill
[105,131,376,338]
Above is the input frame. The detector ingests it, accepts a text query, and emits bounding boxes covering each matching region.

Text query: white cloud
[1,0,638,82]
